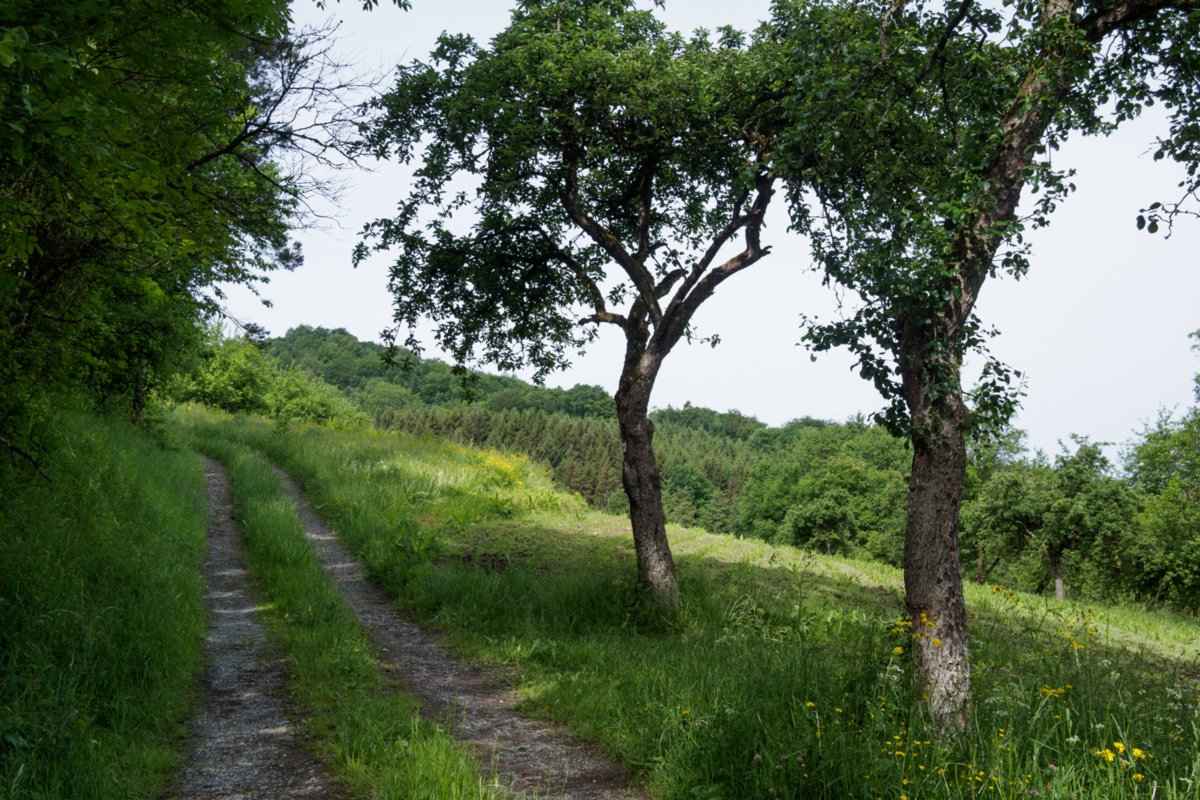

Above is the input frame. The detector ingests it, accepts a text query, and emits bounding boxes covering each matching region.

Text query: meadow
[0,411,208,799]
[183,409,1200,800]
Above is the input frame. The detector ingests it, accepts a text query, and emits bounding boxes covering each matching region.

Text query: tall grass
[178,415,507,799]
[0,410,208,799]
[189,410,1200,800]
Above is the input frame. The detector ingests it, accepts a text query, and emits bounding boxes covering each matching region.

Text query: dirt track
[166,456,646,799]
[161,457,345,800]
[275,466,648,800]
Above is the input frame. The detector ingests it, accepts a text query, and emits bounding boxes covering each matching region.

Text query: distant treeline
[178,325,1200,613]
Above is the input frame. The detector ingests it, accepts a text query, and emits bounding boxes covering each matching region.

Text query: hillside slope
[188,411,1200,800]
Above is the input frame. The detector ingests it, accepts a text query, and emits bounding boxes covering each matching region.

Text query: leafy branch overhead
[0,0,399,452]
[356,1,776,380]
[769,0,1200,440]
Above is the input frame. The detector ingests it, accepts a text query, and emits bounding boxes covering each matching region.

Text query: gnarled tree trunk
[905,424,971,732]
[901,327,972,732]
[615,345,678,610]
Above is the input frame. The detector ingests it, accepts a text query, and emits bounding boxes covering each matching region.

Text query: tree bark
[131,362,149,427]
[900,327,972,733]
[1050,553,1066,600]
[904,424,972,732]
[614,346,678,611]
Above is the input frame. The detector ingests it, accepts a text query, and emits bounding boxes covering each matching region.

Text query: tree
[965,441,1137,599]
[358,0,778,608]
[764,0,1200,728]
[179,334,275,416]
[1125,331,1200,609]
[0,0,406,461]
[736,422,908,559]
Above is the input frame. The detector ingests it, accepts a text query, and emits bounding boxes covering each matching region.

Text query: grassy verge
[179,418,506,799]
[185,409,1200,800]
[0,410,208,799]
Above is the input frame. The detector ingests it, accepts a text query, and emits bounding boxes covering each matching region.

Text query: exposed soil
[274,467,649,800]
[161,458,345,800]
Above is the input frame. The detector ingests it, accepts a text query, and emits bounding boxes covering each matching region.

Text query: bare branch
[582,310,629,327]
[659,171,776,351]
[559,155,663,325]
[1,435,51,482]
[549,247,626,329]
[655,268,687,298]
[665,186,752,316]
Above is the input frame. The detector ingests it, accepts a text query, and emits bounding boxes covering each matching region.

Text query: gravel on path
[275,467,649,800]
[161,458,346,800]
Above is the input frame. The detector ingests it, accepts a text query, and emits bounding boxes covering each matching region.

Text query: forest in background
[175,324,1200,613]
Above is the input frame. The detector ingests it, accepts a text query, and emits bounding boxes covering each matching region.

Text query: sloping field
[179,410,1199,800]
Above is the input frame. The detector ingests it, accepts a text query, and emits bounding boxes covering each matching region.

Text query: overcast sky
[221,0,1200,459]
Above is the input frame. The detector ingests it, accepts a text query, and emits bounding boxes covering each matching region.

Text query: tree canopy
[0,0,400,456]
[358,0,782,607]
[357,0,775,378]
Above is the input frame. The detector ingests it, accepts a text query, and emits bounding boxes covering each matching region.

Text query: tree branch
[1,435,51,482]
[1082,0,1200,40]
[560,154,663,326]
[633,158,658,263]
[667,186,752,314]
[549,246,627,330]
[659,171,776,351]
[913,0,974,86]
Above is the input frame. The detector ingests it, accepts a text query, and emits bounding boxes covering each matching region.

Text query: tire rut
[162,458,346,800]
[273,466,649,800]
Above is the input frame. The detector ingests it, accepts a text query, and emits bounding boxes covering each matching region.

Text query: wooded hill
[178,325,1200,614]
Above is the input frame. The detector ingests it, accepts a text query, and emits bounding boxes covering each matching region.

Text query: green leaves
[360,0,771,379]
[0,0,370,449]
[0,26,27,67]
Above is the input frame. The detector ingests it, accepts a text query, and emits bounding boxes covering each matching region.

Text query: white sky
[222,0,1200,459]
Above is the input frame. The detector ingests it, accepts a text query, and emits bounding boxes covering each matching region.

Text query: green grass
[178,415,507,799]
[182,409,1200,800]
[0,410,208,799]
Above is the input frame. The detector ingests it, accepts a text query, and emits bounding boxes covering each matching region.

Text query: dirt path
[162,458,345,800]
[274,467,648,800]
